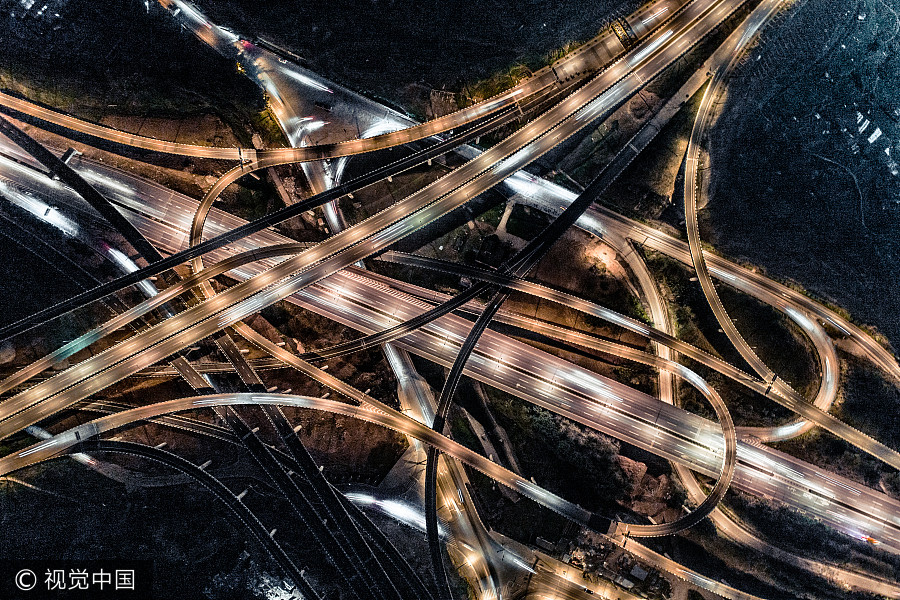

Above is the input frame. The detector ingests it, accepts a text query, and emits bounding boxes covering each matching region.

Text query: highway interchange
[1,0,900,598]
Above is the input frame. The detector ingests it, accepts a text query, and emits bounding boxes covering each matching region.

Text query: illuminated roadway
[0,0,848,458]
[279,270,900,548]
[0,0,689,341]
[0,0,736,345]
[0,161,888,596]
[7,151,900,596]
[0,0,753,442]
[510,179,898,395]
[33,350,895,598]
[682,9,805,438]
[628,2,900,594]
[1,115,898,584]
[0,392,758,600]
[378,252,842,441]
[1,2,895,596]
[2,140,900,557]
[494,174,900,468]
[349,268,858,595]
[0,0,687,163]
[152,0,889,422]
[112,203,900,556]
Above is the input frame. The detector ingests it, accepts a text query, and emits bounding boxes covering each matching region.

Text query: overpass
[0,0,754,442]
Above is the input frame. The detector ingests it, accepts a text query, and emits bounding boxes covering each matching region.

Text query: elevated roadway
[3,144,899,553]
[1,154,892,584]
[215,404,401,600]
[0,0,689,341]
[73,439,321,599]
[378,254,847,447]
[0,107,517,341]
[0,0,753,441]
[0,393,762,600]
[73,339,900,598]
[285,270,900,550]
[74,396,436,598]
[5,2,900,592]
[0,0,690,164]
[0,1,892,596]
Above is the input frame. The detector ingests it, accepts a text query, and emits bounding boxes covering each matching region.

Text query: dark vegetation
[724,489,900,582]
[218,180,285,223]
[645,250,816,425]
[0,461,285,599]
[292,410,409,486]
[506,203,551,239]
[835,356,900,450]
[649,534,789,600]
[259,302,399,403]
[776,356,900,498]
[0,0,263,138]
[482,385,628,513]
[707,0,900,352]
[467,468,572,544]
[510,218,653,326]
[593,83,704,224]
[201,0,641,117]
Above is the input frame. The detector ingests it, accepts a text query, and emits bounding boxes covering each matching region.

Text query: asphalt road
[1,0,896,596]
[0,0,748,443]
[3,144,899,554]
